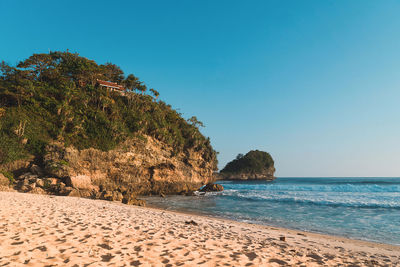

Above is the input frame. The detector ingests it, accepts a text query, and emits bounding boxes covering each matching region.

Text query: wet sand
[0,192,399,266]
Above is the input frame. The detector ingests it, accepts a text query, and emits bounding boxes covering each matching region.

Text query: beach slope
[0,192,398,266]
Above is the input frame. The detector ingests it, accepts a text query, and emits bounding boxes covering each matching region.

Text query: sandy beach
[0,192,398,266]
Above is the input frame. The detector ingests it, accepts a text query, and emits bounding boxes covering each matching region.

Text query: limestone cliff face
[43,136,215,198]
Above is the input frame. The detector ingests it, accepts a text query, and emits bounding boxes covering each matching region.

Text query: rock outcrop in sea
[199,183,224,192]
[219,150,275,181]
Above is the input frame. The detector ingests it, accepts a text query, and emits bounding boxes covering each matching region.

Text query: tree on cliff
[101,63,124,83]
[0,51,218,169]
[149,88,159,100]
[221,150,274,174]
[187,116,204,128]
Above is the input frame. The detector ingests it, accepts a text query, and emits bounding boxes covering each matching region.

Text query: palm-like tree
[149,88,159,100]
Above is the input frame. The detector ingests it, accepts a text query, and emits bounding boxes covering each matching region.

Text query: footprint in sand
[98,243,113,250]
[269,258,288,265]
[130,260,141,266]
[100,253,115,262]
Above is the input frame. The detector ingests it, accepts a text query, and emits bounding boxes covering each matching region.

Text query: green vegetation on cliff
[220,150,274,174]
[0,51,217,168]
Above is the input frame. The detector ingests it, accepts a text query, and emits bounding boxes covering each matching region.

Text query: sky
[1,0,400,177]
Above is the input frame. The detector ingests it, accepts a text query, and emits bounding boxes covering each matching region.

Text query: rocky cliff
[0,51,219,205]
[0,136,216,205]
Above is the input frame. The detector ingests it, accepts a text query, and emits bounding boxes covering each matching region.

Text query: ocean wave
[219,183,400,193]
[220,190,400,208]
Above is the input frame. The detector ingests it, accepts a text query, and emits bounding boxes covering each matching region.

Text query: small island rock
[219,150,275,180]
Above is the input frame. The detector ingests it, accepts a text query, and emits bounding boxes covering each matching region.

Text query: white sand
[0,192,398,266]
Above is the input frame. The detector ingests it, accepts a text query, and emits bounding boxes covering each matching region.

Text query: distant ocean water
[143,177,400,245]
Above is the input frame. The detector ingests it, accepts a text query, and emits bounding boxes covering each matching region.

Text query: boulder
[27,177,38,184]
[100,191,123,202]
[15,179,29,191]
[29,187,46,195]
[58,182,66,189]
[59,186,73,195]
[20,186,29,192]
[199,183,224,192]
[35,179,44,188]
[68,189,93,198]
[65,175,93,190]
[120,190,145,206]
[43,178,59,186]
[17,172,38,181]
[26,183,36,191]
[122,196,146,206]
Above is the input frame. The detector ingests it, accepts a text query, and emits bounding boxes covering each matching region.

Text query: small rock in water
[199,183,224,192]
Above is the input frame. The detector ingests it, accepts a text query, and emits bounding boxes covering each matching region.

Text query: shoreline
[1,192,399,266]
[144,201,400,249]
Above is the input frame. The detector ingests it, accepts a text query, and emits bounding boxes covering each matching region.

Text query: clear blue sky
[1,0,400,177]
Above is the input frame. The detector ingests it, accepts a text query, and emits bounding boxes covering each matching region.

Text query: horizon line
[276,176,400,178]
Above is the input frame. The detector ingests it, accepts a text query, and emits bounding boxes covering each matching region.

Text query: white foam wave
[221,189,400,208]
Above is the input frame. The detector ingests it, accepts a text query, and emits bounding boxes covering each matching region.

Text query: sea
[143,177,400,245]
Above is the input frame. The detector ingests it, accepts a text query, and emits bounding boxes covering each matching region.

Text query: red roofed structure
[96,79,125,93]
